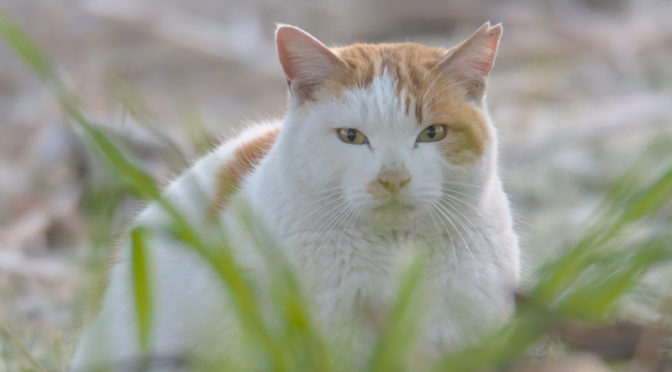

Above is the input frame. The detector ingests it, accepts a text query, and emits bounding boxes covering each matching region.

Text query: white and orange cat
[72,23,519,370]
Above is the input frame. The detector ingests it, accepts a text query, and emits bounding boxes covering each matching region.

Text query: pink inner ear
[275,25,345,101]
[474,24,502,75]
[276,26,305,80]
[275,25,343,81]
[438,23,503,100]
[454,23,502,76]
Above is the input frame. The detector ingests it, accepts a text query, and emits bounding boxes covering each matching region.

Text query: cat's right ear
[436,22,503,102]
[276,25,346,103]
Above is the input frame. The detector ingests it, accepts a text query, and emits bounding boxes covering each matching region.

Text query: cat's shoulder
[208,121,282,214]
[213,121,282,162]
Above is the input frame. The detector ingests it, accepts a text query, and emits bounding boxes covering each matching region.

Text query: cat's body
[72,23,519,370]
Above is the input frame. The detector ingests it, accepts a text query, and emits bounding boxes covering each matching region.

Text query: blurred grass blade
[0,12,287,369]
[532,151,672,305]
[108,76,189,169]
[0,8,160,200]
[234,199,332,371]
[620,168,672,223]
[435,141,672,371]
[130,227,154,356]
[0,10,56,81]
[179,101,217,156]
[431,313,544,372]
[1,323,49,372]
[368,256,425,372]
[555,240,672,320]
[594,136,672,220]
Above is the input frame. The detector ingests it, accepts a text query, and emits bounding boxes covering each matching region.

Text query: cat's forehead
[334,43,447,78]
[339,42,445,64]
[319,43,461,124]
[337,44,447,113]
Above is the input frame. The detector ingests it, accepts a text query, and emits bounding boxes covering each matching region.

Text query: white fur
[71,73,519,370]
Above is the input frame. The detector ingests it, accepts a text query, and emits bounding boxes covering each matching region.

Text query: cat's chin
[363,199,418,229]
[370,199,415,213]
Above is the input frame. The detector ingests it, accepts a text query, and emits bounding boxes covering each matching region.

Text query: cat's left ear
[437,22,502,102]
[276,24,346,103]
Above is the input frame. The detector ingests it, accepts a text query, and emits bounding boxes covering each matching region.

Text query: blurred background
[0,0,671,369]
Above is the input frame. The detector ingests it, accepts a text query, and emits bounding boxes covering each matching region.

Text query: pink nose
[377,168,411,193]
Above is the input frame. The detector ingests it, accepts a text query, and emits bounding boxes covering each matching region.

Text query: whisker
[285,195,351,241]
[441,180,485,190]
[431,202,475,263]
[427,205,458,263]
[314,184,350,194]
[440,188,482,205]
[312,202,353,238]
[434,201,479,248]
[334,206,360,253]
[437,195,482,233]
[435,201,481,248]
[291,195,345,229]
[440,194,480,208]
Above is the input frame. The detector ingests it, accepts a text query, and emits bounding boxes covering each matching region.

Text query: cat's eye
[337,128,369,145]
[416,124,447,143]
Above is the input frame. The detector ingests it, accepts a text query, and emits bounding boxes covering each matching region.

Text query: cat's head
[274,24,502,228]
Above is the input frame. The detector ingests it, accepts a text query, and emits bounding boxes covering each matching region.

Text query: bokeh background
[1,0,671,369]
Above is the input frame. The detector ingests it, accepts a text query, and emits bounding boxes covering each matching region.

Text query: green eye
[416,124,447,143]
[337,128,369,145]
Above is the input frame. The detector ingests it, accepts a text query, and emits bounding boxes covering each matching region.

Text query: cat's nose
[377,168,411,193]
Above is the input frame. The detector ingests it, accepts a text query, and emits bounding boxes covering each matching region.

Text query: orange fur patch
[209,125,281,218]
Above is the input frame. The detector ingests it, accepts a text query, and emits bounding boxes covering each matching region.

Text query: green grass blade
[130,227,154,356]
[233,199,331,371]
[531,153,672,305]
[0,10,56,81]
[368,256,425,372]
[435,143,672,371]
[0,14,286,370]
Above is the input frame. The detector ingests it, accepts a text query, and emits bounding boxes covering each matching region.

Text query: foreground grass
[2,9,671,371]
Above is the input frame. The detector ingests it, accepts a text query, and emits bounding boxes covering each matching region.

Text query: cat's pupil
[426,126,436,139]
[347,129,357,142]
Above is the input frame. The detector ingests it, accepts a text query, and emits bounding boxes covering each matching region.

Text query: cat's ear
[437,22,502,102]
[276,24,346,102]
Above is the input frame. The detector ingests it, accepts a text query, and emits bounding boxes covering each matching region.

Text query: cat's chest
[283,228,424,266]
[279,228,440,298]
[276,229,415,319]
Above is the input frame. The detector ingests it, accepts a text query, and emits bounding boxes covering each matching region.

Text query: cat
[71,22,519,370]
